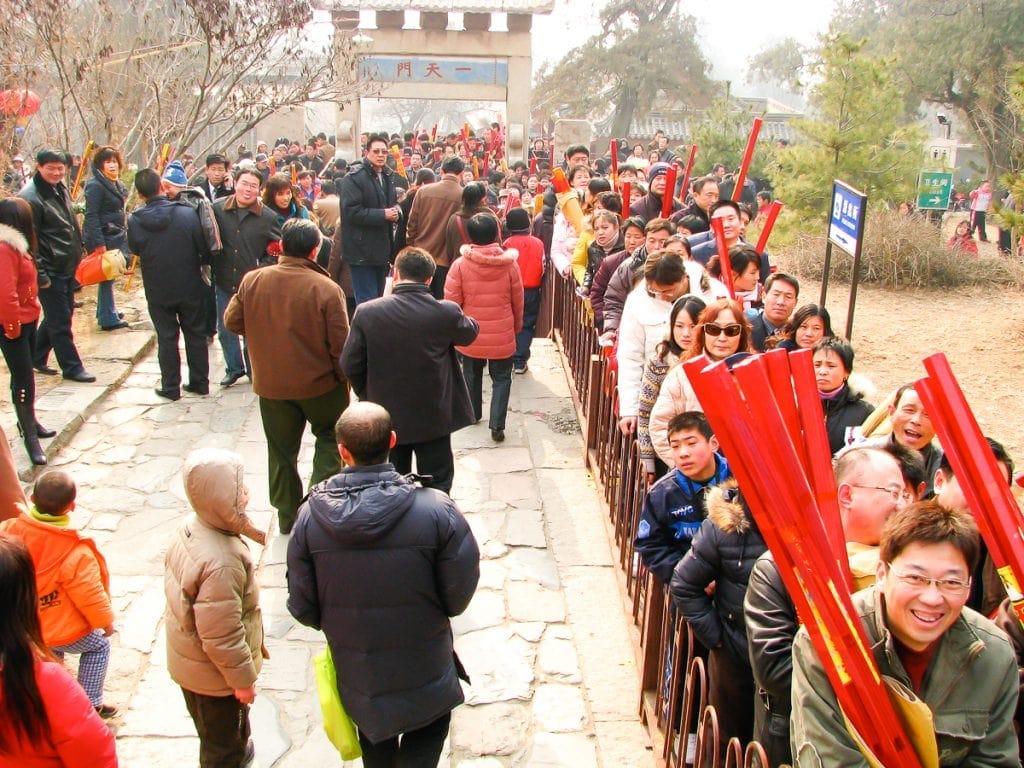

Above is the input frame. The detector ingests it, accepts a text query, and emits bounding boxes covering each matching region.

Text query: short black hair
[134,168,162,198]
[415,168,436,186]
[883,440,928,495]
[32,471,76,515]
[461,181,488,208]
[281,218,321,258]
[710,199,741,218]
[565,144,589,159]
[335,403,393,465]
[692,175,719,194]
[765,272,799,297]
[206,154,227,168]
[466,212,499,245]
[395,247,436,282]
[366,133,389,149]
[667,411,713,441]
[441,156,465,175]
[813,336,854,373]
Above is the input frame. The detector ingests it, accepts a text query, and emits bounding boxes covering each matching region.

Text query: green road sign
[917,171,953,210]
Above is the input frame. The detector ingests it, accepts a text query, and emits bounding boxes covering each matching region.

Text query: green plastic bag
[313,645,361,760]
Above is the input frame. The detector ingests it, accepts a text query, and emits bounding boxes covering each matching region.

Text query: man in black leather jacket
[19,148,95,382]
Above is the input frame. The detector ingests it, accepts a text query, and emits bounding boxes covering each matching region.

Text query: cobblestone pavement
[2,285,654,767]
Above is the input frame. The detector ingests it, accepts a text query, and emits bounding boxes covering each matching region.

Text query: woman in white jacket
[616,252,706,435]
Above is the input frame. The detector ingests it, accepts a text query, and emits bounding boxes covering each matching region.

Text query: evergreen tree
[769,34,923,218]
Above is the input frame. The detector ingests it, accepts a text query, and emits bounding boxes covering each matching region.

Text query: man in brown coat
[406,155,465,299]
[225,219,350,534]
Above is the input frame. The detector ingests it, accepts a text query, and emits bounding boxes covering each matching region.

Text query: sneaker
[94,703,119,719]
[513,363,528,374]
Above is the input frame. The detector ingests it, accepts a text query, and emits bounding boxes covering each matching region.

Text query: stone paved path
[2,287,654,767]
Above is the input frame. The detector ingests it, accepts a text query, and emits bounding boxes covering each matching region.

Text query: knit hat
[506,207,532,234]
[35,148,68,166]
[255,153,269,163]
[162,161,188,187]
[647,162,670,180]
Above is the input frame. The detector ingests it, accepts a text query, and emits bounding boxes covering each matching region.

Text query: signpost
[916,171,953,210]
[821,180,868,339]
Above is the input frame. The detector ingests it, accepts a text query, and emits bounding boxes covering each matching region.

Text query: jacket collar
[277,255,330,276]
[392,281,432,294]
[224,195,264,214]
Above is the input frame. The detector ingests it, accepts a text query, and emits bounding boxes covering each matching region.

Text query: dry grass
[777,208,1024,289]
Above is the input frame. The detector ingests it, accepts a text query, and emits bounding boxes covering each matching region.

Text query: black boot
[14,401,47,465]
[36,421,56,438]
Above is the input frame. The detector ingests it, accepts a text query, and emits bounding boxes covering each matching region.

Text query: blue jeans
[95,241,125,328]
[349,263,389,305]
[34,274,86,376]
[514,287,542,366]
[462,355,514,431]
[96,280,120,327]
[215,285,249,377]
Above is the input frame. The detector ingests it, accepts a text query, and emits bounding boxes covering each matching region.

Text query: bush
[776,208,1024,289]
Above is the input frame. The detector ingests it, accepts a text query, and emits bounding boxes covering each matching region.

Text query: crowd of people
[0,124,1023,768]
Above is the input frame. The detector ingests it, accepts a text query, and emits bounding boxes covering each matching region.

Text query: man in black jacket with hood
[127,168,210,400]
[287,401,479,766]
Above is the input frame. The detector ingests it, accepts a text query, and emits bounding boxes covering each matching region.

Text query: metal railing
[548,272,785,768]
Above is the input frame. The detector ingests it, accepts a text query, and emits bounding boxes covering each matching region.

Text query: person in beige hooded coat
[164,447,266,768]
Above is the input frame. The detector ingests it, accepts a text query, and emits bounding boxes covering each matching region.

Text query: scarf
[29,504,70,527]
[102,167,120,182]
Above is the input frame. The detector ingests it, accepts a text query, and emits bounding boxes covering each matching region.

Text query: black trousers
[357,711,451,768]
[181,688,251,768]
[34,274,85,376]
[0,320,36,404]
[390,434,454,493]
[148,299,210,393]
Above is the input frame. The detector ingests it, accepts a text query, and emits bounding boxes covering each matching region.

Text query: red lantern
[0,89,42,118]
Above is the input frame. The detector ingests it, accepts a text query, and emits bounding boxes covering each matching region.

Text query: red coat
[0,660,118,767]
[0,222,41,339]
[445,243,524,360]
[503,234,545,289]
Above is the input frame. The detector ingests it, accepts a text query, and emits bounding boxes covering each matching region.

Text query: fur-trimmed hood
[705,479,757,535]
[459,242,518,266]
[0,222,29,254]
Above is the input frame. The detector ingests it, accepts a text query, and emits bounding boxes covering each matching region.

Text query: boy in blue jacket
[634,411,732,586]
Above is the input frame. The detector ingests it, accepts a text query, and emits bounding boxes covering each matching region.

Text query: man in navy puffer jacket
[286,401,480,765]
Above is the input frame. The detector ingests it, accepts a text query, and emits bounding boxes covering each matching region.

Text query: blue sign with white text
[828,181,867,257]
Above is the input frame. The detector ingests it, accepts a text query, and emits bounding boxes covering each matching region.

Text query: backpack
[174,188,223,254]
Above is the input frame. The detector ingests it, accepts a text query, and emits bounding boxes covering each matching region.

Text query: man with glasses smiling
[338,133,401,304]
[744,446,910,766]
[790,500,1018,766]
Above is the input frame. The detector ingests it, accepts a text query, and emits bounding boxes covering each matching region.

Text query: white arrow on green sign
[916,171,953,210]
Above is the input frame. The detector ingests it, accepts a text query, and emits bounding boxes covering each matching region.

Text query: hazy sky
[532,0,836,85]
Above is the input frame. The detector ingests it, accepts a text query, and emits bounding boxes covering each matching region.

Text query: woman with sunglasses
[813,336,875,454]
[650,298,752,465]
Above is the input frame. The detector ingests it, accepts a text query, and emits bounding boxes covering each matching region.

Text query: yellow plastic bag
[313,645,361,760]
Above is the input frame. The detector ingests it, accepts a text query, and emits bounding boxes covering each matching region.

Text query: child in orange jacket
[0,470,117,718]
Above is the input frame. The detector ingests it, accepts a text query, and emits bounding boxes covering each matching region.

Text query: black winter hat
[506,207,532,234]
